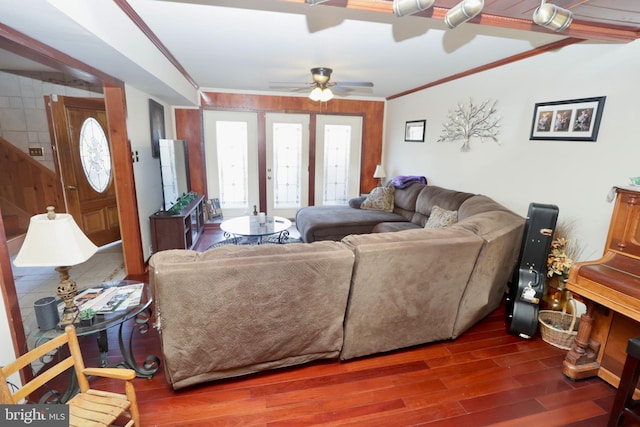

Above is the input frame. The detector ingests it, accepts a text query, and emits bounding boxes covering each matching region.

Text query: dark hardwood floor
[82,228,626,426]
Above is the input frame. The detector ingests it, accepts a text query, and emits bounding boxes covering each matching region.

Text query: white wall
[0,70,102,170]
[383,39,640,262]
[124,84,173,261]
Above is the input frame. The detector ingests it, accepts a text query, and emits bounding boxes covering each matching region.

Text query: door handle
[65,185,77,190]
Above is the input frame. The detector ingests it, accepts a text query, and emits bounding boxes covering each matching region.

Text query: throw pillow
[360,183,395,212]
[425,205,458,228]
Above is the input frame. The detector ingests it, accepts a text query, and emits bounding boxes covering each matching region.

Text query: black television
[159,139,190,211]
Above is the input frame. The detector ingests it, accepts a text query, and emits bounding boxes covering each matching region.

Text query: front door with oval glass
[46,95,120,247]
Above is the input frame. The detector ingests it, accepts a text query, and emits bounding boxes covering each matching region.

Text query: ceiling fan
[270,67,374,101]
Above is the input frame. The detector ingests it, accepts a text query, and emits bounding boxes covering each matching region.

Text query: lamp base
[55,266,79,326]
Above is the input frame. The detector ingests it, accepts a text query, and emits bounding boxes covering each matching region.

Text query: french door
[265,113,310,218]
[203,110,259,218]
[203,111,362,219]
[314,115,362,205]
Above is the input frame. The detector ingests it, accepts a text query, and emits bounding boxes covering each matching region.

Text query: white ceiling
[0,0,635,104]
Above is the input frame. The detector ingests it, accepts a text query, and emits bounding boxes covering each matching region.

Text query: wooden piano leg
[562,300,601,380]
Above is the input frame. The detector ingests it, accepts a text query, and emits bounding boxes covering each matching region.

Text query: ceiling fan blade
[269,82,314,88]
[331,85,352,95]
[333,81,374,87]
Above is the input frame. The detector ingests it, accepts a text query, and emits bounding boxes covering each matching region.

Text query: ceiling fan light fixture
[444,0,484,29]
[393,0,435,17]
[533,1,573,31]
[309,87,333,102]
[309,87,323,101]
[311,67,332,85]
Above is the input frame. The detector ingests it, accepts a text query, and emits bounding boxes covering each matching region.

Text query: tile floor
[11,241,126,344]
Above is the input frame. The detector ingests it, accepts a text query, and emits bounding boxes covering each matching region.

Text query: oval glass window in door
[79,117,112,193]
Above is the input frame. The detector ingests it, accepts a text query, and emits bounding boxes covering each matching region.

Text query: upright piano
[563,186,640,388]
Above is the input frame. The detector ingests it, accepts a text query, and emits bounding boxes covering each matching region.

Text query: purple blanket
[391,175,427,189]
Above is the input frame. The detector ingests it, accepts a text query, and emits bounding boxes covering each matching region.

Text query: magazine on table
[73,283,144,314]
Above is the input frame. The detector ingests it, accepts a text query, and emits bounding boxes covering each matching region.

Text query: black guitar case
[506,202,559,339]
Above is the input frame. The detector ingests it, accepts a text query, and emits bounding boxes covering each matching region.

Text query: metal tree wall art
[437,98,501,152]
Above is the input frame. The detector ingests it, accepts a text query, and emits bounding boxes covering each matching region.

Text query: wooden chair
[608,336,640,427]
[0,325,140,427]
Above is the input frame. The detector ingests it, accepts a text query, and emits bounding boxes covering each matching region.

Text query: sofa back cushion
[340,227,484,360]
[411,186,474,226]
[450,200,525,337]
[392,183,426,221]
[149,241,355,389]
[457,194,513,221]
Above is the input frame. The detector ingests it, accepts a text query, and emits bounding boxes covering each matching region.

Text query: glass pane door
[203,111,259,218]
[315,115,362,205]
[265,113,310,219]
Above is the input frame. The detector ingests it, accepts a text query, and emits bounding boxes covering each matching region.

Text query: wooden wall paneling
[0,136,64,216]
[0,211,28,384]
[308,113,317,206]
[257,113,267,213]
[197,92,384,196]
[175,108,206,196]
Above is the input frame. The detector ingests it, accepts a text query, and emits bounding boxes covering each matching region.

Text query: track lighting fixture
[532,0,573,32]
[392,0,434,17]
[444,0,484,29]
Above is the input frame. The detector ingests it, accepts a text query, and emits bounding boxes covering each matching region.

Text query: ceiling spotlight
[444,0,484,29]
[533,0,573,31]
[393,0,435,17]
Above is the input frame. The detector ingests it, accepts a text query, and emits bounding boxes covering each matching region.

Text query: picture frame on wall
[404,120,426,142]
[530,96,606,141]
[149,99,165,158]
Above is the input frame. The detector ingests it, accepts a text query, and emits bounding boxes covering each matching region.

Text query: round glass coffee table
[220,215,292,244]
[29,280,159,379]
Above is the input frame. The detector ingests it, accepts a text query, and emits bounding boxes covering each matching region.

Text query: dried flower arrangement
[546,220,583,280]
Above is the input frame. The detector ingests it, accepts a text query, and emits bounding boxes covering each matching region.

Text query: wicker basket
[538,300,579,350]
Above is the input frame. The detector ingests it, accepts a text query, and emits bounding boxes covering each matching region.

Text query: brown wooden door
[46,95,120,247]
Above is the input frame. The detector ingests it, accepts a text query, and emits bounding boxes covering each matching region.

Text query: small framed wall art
[404,120,426,142]
[530,96,606,141]
[149,99,165,158]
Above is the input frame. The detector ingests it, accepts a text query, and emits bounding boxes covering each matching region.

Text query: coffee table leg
[278,229,290,244]
[97,330,108,367]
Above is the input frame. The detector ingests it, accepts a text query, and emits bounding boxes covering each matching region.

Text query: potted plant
[78,308,96,327]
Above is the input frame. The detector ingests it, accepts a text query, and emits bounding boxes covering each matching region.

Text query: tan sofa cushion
[149,241,355,389]
[339,228,484,360]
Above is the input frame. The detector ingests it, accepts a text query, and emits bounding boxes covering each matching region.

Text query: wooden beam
[388,37,584,100]
[103,84,145,275]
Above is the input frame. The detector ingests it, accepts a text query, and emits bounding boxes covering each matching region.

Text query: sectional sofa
[149,183,525,390]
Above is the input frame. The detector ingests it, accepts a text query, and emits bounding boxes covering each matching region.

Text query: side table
[29,280,160,382]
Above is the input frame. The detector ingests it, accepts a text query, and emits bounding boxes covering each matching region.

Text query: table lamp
[373,164,386,187]
[13,206,98,326]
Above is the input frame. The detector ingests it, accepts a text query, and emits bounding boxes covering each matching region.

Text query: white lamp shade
[373,165,386,178]
[13,212,98,267]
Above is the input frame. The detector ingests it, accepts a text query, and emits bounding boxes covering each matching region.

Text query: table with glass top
[220,215,292,244]
[29,279,160,381]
